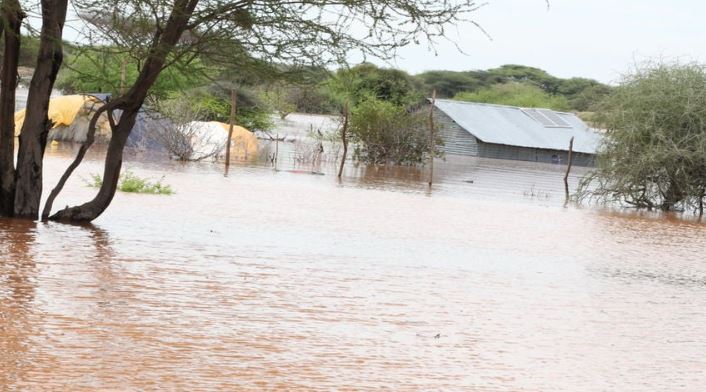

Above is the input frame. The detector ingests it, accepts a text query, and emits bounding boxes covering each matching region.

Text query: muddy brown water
[1,143,706,391]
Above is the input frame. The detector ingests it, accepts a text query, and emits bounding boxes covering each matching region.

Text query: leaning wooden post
[428,90,437,187]
[274,132,279,170]
[225,89,236,173]
[564,136,575,201]
[337,102,350,179]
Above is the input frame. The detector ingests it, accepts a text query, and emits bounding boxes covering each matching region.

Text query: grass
[85,169,174,195]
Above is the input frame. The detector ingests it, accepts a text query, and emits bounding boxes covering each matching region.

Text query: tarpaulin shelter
[14,95,112,142]
[13,95,257,157]
[13,94,170,149]
[186,121,258,159]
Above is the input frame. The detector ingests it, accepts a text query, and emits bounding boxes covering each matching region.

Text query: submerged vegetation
[349,96,441,165]
[578,62,706,214]
[86,171,174,195]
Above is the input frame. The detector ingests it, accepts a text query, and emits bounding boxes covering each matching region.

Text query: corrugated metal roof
[433,99,601,154]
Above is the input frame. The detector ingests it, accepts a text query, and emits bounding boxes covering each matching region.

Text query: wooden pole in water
[225,89,236,173]
[564,136,575,201]
[274,132,279,171]
[428,90,437,187]
[337,102,349,179]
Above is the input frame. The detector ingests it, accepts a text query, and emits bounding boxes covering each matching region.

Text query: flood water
[1,143,706,391]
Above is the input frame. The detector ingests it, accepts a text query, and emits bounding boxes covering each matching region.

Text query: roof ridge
[432,98,573,114]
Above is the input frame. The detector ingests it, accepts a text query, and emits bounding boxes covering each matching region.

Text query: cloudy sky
[372,0,704,84]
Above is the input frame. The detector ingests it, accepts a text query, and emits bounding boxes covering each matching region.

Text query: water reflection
[0,219,38,390]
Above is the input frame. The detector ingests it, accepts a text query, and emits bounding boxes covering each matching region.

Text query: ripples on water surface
[1,144,705,391]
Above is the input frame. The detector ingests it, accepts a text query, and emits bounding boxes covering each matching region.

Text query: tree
[577,62,706,213]
[416,70,482,98]
[328,63,422,107]
[0,0,24,216]
[486,64,561,94]
[349,96,442,165]
[43,0,481,222]
[0,0,69,218]
[567,84,612,112]
[454,82,571,111]
[259,81,297,120]
[56,48,213,99]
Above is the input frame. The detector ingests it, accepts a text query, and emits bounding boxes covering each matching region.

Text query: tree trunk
[51,111,137,221]
[225,89,236,173]
[41,103,114,220]
[49,0,200,222]
[563,136,574,202]
[13,0,67,219]
[0,0,24,217]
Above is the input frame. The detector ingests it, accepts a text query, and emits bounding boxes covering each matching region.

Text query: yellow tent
[214,121,258,159]
[14,95,112,142]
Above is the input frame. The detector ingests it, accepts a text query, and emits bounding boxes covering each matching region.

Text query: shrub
[454,82,571,111]
[349,96,442,165]
[578,62,706,212]
[86,170,174,195]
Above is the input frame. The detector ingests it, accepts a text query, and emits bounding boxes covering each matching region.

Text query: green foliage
[485,64,562,93]
[567,84,613,112]
[417,64,611,111]
[19,35,41,68]
[578,62,706,212]
[454,83,571,111]
[86,170,174,195]
[349,96,441,165]
[416,70,482,98]
[202,85,274,131]
[259,82,297,119]
[158,85,273,132]
[328,63,422,107]
[0,34,40,68]
[56,48,213,99]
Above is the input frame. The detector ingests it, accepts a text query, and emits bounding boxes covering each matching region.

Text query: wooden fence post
[428,90,437,187]
[337,102,349,179]
[564,136,575,201]
[225,89,236,174]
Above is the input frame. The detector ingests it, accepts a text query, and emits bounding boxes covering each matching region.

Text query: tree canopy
[454,82,571,111]
[578,62,706,213]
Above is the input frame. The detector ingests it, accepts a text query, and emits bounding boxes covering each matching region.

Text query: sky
[369,0,706,84]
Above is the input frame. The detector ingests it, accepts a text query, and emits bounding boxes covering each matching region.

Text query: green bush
[159,88,273,132]
[454,82,571,111]
[578,62,706,212]
[349,96,442,165]
[327,63,423,107]
[86,170,174,195]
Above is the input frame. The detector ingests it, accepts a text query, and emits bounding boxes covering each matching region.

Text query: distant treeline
[7,34,610,118]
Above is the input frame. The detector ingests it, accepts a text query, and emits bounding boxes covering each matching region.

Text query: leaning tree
[39,0,484,222]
